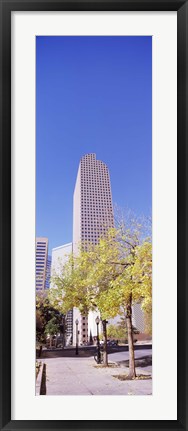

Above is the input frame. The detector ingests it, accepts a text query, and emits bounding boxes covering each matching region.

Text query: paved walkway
[41,355,152,396]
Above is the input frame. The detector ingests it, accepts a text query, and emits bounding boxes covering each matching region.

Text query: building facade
[35,237,48,291]
[73,153,114,252]
[51,243,73,345]
[45,256,52,289]
[73,153,114,344]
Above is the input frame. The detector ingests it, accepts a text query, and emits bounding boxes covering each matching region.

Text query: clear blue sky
[36,36,152,255]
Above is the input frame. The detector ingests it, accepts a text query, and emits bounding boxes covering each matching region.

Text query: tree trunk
[126,295,136,379]
[102,320,108,366]
[49,335,52,348]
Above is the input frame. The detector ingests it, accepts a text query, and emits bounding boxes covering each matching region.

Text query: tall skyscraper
[35,237,48,291]
[73,153,114,344]
[73,153,114,251]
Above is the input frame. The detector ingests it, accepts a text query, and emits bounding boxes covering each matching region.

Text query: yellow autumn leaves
[49,227,152,329]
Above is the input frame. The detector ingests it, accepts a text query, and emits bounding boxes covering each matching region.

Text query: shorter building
[36,237,48,292]
[45,256,52,289]
[51,243,73,344]
[132,303,145,333]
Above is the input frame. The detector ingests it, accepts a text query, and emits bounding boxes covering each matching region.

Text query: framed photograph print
[0,0,187,430]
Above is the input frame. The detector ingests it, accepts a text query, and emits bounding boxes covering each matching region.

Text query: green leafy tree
[44,317,60,348]
[36,294,63,345]
[107,324,126,341]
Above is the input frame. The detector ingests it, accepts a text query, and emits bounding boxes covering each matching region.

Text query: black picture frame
[0,1,187,430]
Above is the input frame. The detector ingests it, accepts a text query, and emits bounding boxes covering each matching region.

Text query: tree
[107,322,127,342]
[49,248,97,315]
[50,245,112,365]
[49,219,152,377]
[92,229,152,378]
[44,317,60,348]
[36,294,63,345]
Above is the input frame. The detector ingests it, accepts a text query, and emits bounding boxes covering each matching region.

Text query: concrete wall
[51,243,72,284]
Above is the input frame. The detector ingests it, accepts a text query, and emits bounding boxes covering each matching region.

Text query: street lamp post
[102,319,108,366]
[95,316,101,364]
[75,319,79,355]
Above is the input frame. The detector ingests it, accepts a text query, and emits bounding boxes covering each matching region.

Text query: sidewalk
[41,356,152,396]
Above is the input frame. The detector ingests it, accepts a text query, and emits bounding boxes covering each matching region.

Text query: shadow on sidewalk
[116,355,152,368]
